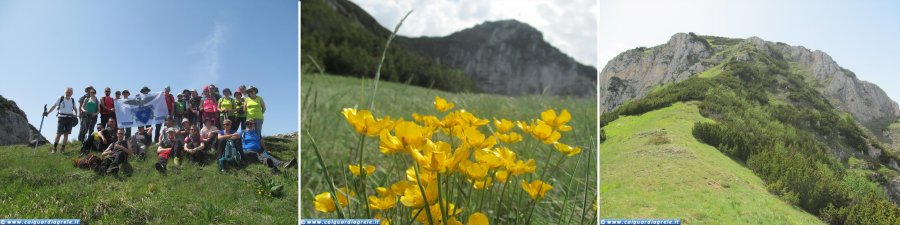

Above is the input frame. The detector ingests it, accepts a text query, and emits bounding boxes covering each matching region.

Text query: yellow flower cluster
[317,96,581,224]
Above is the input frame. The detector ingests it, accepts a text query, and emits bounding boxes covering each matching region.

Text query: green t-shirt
[245,96,264,120]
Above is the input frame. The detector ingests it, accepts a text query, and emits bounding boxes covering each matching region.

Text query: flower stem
[356,134,371,218]
[412,163,436,225]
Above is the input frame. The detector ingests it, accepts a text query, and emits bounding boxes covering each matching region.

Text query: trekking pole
[34,104,47,154]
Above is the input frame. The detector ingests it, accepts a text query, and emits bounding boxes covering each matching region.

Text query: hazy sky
[599,0,900,103]
[351,0,598,68]
[0,0,298,140]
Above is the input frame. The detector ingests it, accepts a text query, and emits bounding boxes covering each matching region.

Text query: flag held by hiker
[115,92,169,128]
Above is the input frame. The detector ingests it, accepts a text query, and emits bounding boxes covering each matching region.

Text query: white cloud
[190,22,226,85]
[351,0,598,67]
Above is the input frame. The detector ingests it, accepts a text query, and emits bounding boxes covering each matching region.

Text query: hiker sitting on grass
[200,119,219,155]
[217,119,242,172]
[240,119,294,173]
[155,128,182,173]
[130,126,152,160]
[81,123,107,155]
[183,125,207,164]
[98,129,134,175]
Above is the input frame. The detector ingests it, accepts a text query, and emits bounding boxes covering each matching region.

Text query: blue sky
[599,0,900,103]
[0,1,298,140]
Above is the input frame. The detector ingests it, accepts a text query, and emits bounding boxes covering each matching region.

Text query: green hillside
[0,137,298,224]
[300,73,597,224]
[600,36,900,224]
[601,101,824,224]
[300,0,477,93]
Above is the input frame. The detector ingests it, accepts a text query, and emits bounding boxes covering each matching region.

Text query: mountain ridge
[302,0,596,97]
[600,33,900,135]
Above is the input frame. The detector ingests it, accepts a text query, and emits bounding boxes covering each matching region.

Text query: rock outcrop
[0,95,47,146]
[402,20,597,98]
[600,33,900,129]
[599,33,714,112]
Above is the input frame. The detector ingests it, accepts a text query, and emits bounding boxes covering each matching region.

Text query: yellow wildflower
[531,123,561,144]
[379,131,405,154]
[459,160,489,180]
[460,127,496,150]
[313,188,354,212]
[410,140,452,173]
[348,164,375,176]
[494,132,523,144]
[368,194,398,210]
[375,213,391,225]
[406,166,436,184]
[473,148,503,169]
[553,142,582,156]
[414,201,462,224]
[493,118,515,133]
[507,159,536,176]
[471,178,493,190]
[494,170,509,183]
[468,212,489,225]
[540,109,573,132]
[435,96,455,112]
[390,180,413,196]
[400,182,439,208]
[341,108,392,136]
[521,179,553,200]
[313,192,337,213]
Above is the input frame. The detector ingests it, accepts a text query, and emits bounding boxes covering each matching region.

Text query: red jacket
[165,93,175,115]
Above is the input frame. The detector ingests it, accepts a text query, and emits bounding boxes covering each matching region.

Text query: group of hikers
[45,84,295,176]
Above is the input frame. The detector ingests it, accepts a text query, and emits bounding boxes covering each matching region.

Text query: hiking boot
[282,158,296,170]
[106,166,119,175]
[155,162,165,173]
[265,158,275,168]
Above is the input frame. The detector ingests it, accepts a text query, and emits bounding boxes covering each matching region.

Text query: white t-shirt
[54,96,77,116]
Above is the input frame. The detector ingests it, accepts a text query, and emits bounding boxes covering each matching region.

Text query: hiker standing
[189,89,202,129]
[100,87,116,125]
[79,88,100,144]
[232,90,247,133]
[201,86,219,128]
[44,87,79,153]
[218,88,236,132]
[160,86,175,141]
[174,93,187,129]
[77,86,95,142]
[244,86,265,135]
[121,89,132,139]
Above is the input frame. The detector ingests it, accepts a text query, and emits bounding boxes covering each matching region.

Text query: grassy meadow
[600,101,824,224]
[0,137,298,224]
[300,73,597,224]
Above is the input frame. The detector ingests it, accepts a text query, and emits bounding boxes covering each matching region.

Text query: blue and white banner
[115,91,169,128]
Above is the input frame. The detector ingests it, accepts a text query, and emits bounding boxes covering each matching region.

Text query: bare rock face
[403,20,597,98]
[0,95,47,146]
[599,33,714,112]
[600,33,900,129]
[767,43,900,126]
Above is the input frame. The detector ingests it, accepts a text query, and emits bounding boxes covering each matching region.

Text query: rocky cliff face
[599,33,714,111]
[402,20,597,97]
[0,95,47,146]
[600,33,900,129]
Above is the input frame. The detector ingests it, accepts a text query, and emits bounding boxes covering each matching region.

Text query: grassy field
[0,136,298,224]
[599,101,824,224]
[301,73,597,224]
